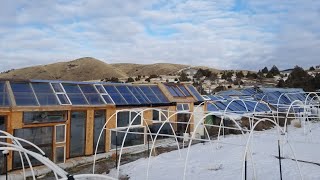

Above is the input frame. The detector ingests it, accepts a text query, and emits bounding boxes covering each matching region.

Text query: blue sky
[0,0,319,71]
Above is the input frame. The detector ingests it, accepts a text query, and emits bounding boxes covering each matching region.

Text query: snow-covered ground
[109,121,320,180]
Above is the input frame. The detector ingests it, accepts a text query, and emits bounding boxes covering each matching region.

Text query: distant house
[280,69,293,76]
[183,68,198,76]
[316,65,320,70]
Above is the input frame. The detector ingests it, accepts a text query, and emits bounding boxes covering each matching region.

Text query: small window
[23,111,67,124]
[55,146,65,163]
[177,103,190,111]
[51,83,71,105]
[152,109,169,121]
[117,111,142,128]
[55,124,66,143]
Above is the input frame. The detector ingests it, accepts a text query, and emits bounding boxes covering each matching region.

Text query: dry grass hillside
[112,63,189,76]
[0,57,127,81]
[0,57,254,81]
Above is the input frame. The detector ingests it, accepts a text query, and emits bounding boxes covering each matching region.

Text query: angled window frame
[50,83,72,105]
[94,84,115,104]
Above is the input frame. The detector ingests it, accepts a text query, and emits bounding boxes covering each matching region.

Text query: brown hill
[112,63,189,76]
[0,57,127,81]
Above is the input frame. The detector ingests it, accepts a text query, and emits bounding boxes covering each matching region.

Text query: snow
[109,121,320,180]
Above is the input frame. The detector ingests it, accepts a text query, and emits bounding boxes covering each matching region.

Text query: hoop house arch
[183,112,255,180]
[217,99,249,145]
[117,108,181,177]
[241,118,303,180]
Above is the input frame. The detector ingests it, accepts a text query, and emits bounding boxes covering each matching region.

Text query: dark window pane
[56,125,66,143]
[183,104,189,111]
[177,104,184,111]
[51,83,64,92]
[11,82,38,106]
[57,94,71,104]
[62,84,88,105]
[153,110,160,121]
[70,111,86,157]
[95,85,107,93]
[111,127,145,149]
[117,111,129,127]
[150,86,169,103]
[32,83,59,106]
[55,146,65,163]
[23,111,66,124]
[13,127,53,169]
[131,112,141,125]
[0,82,10,106]
[102,95,114,104]
[104,86,127,105]
[78,84,97,93]
[94,110,106,153]
[115,86,140,104]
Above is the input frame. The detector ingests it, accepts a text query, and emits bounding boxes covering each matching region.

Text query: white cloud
[0,0,319,72]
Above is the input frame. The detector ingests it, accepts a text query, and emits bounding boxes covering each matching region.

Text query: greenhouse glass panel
[177,84,191,96]
[79,84,104,105]
[115,86,140,104]
[150,86,170,103]
[32,82,59,105]
[0,82,10,106]
[62,84,88,105]
[127,86,149,104]
[139,86,161,103]
[187,85,204,101]
[104,85,127,105]
[172,86,185,97]
[165,85,179,97]
[11,82,38,106]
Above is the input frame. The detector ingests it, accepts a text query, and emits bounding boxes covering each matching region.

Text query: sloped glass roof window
[172,86,185,97]
[0,82,10,106]
[95,85,107,93]
[50,83,71,105]
[232,101,248,112]
[78,84,105,105]
[207,103,220,111]
[127,86,149,104]
[150,86,170,103]
[214,101,227,110]
[139,86,161,103]
[177,84,192,96]
[51,83,64,93]
[187,85,204,101]
[165,85,179,97]
[11,82,39,106]
[115,86,140,105]
[62,84,88,105]
[31,83,59,106]
[257,103,271,111]
[94,85,114,104]
[244,101,257,112]
[104,85,127,105]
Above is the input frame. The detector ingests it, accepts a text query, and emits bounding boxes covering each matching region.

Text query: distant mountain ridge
[0,57,191,81]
